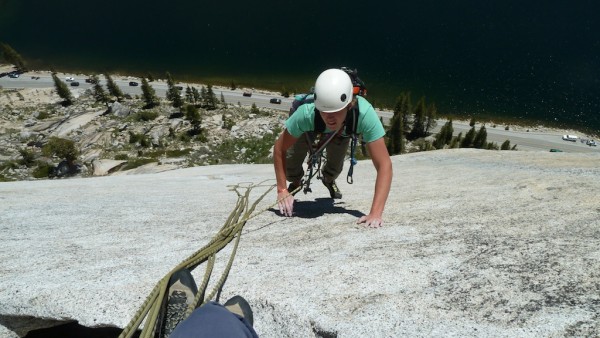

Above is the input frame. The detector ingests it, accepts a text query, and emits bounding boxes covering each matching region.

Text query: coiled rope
[118,180,295,338]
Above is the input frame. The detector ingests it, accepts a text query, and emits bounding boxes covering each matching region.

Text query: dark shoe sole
[224,295,254,326]
[157,269,198,338]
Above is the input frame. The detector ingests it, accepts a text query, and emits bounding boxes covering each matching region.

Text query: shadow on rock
[269,198,364,219]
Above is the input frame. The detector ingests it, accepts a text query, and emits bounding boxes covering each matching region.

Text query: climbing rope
[119,180,281,338]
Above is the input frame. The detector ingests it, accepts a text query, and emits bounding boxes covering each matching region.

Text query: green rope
[119,181,276,338]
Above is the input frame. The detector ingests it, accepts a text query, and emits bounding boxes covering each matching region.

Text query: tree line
[385,92,516,155]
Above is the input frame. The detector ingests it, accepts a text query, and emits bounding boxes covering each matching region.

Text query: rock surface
[1,149,599,337]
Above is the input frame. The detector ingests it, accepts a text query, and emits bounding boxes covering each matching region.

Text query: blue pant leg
[169,301,258,338]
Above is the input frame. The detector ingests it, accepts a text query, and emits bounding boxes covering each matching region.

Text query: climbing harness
[301,129,339,194]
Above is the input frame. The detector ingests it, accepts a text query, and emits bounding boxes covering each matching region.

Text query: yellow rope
[119,180,292,338]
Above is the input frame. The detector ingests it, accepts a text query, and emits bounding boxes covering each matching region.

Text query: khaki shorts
[285,133,350,184]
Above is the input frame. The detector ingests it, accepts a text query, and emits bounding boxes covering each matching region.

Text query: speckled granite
[1,149,599,337]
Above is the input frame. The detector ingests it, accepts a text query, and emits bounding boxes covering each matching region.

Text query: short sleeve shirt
[285,96,385,143]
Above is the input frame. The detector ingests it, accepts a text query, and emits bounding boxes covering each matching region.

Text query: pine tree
[501,140,511,150]
[469,117,476,127]
[184,104,202,136]
[165,72,183,108]
[395,92,412,134]
[425,103,437,133]
[473,125,488,148]
[434,120,454,149]
[185,86,194,103]
[387,95,408,155]
[200,86,208,107]
[0,42,27,70]
[91,74,109,104]
[42,137,79,166]
[192,87,201,104]
[51,73,74,106]
[205,84,217,110]
[460,127,476,148]
[105,74,124,100]
[409,97,426,140]
[250,103,260,115]
[141,78,159,108]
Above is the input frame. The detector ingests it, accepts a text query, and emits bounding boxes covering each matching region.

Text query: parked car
[270,98,282,104]
[243,90,252,97]
[8,72,20,78]
[65,77,75,82]
[587,140,597,147]
[549,148,563,152]
[129,81,139,86]
[85,78,98,84]
[70,81,80,86]
[562,135,578,142]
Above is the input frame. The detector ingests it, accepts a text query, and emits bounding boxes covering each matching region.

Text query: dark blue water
[1,0,599,133]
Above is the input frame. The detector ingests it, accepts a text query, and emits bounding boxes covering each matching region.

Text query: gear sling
[289,90,363,194]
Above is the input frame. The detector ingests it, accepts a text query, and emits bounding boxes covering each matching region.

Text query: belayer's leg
[321,136,350,199]
[170,297,258,338]
[285,133,311,191]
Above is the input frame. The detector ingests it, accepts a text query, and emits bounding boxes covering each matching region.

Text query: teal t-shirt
[285,96,385,143]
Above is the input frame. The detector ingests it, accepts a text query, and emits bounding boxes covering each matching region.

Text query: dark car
[129,81,139,86]
[270,98,282,104]
[8,72,20,78]
[85,78,98,84]
[70,81,80,86]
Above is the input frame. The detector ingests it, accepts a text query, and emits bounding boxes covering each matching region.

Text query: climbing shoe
[322,179,342,199]
[287,181,302,195]
[158,269,198,338]
[224,295,254,327]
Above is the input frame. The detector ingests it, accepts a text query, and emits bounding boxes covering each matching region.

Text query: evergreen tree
[140,77,159,108]
[104,74,124,99]
[409,97,426,140]
[91,74,109,104]
[42,137,79,166]
[434,120,454,149]
[51,73,74,106]
[460,127,476,148]
[473,125,488,148]
[469,117,476,127]
[450,132,462,148]
[165,72,183,108]
[395,92,412,134]
[501,140,511,150]
[205,84,217,110]
[220,92,226,103]
[200,86,208,106]
[387,95,407,155]
[230,81,237,90]
[185,86,194,103]
[184,104,202,136]
[192,87,201,104]
[250,103,260,115]
[0,42,27,70]
[425,103,437,133]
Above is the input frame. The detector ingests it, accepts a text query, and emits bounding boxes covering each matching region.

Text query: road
[2,70,598,153]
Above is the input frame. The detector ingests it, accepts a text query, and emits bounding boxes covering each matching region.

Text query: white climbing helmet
[314,68,353,113]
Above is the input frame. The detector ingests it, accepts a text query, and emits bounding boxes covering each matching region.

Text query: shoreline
[1,64,597,139]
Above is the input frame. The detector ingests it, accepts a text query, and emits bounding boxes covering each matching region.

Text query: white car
[65,77,75,82]
[587,140,597,147]
[562,135,578,142]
